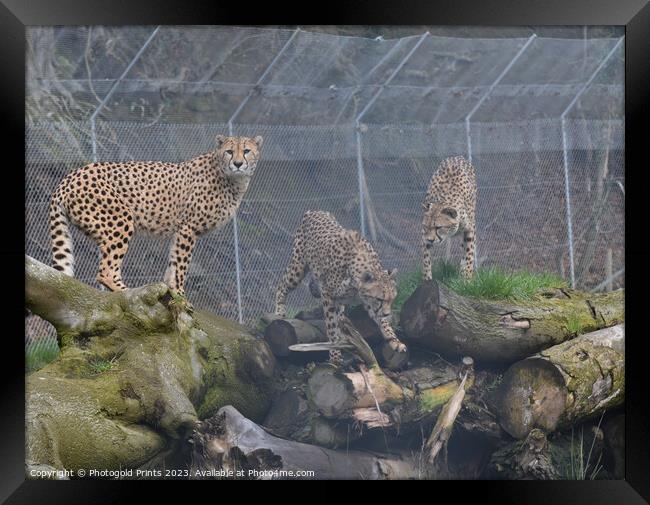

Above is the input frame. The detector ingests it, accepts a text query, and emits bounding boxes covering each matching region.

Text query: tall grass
[393,260,567,315]
[559,413,606,480]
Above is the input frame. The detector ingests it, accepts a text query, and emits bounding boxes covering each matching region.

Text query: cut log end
[264,320,298,357]
[307,365,355,418]
[496,324,625,439]
[400,280,440,342]
[496,358,568,439]
[264,318,326,358]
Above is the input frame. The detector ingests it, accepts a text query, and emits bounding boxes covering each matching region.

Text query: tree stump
[25,255,275,473]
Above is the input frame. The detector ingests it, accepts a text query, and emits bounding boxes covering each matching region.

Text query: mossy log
[495,324,624,439]
[400,280,624,364]
[306,357,474,432]
[190,406,433,479]
[25,255,275,473]
[261,354,481,450]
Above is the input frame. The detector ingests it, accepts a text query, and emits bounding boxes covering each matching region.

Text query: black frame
[4,0,649,502]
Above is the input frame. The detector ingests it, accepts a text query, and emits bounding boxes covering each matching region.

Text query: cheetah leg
[422,235,433,281]
[164,226,197,296]
[461,227,476,278]
[97,235,130,292]
[363,302,407,353]
[274,241,307,318]
[87,197,134,292]
[322,295,344,365]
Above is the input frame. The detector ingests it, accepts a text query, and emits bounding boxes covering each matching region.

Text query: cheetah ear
[362,271,374,283]
[215,135,228,148]
[387,268,398,279]
[422,201,433,211]
[253,135,263,148]
[442,207,458,219]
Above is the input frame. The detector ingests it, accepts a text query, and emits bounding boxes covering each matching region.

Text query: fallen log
[263,317,326,357]
[495,324,624,439]
[25,255,276,473]
[264,352,503,453]
[306,357,475,431]
[400,279,623,364]
[190,405,432,479]
[262,389,357,448]
[262,307,409,370]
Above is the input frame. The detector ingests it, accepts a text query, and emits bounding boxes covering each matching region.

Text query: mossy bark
[400,280,624,364]
[304,357,475,436]
[495,324,624,439]
[25,255,275,473]
[191,406,434,479]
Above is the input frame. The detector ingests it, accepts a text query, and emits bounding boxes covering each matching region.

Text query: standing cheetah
[421,155,477,280]
[48,135,263,295]
[275,210,406,365]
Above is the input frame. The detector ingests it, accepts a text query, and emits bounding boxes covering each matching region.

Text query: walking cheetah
[275,210,406,365]
[48,135,263,295]
[421,155,477,280]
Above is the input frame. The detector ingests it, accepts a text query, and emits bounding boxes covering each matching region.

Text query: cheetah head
[422,201,460,246]
[215,135,263,179]
[356,267,398,322]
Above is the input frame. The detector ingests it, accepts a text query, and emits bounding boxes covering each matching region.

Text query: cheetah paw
[167,291,194,315]
[388,338,407,353]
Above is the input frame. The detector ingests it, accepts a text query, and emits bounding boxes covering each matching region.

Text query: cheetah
[421,155,477,280]
[48,135,263,295]
[275,210,406,365]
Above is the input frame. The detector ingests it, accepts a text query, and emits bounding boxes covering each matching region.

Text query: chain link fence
[25,26,624,367]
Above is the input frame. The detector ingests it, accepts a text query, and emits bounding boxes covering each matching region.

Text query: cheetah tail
[48,196,74,277]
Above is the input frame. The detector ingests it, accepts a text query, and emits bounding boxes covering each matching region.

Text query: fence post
[226,28,299,324]
[355,127,367,236]
[464,33,536,165]
[89,26,160,162]
[560,36,624,288]
[462,33,537,268]
[355,31,430,237]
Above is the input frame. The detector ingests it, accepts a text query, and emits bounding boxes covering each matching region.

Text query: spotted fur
[48,135,263,294]
[421,155,477,280]
[275,210,405,365]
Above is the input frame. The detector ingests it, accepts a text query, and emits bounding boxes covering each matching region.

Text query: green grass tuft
[88,356,116,375]
[393,270,424,316]
[26,341,60,373]
[393,260,567,315]
[565,313,585,336]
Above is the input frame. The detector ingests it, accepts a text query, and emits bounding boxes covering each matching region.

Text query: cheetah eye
[225,150,233,156]
[243,149,251,155]
[441,207,458,219]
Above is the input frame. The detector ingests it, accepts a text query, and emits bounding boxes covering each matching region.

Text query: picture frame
[4,0,649,501]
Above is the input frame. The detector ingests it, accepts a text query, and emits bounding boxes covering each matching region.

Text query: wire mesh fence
[25,26,624,366]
